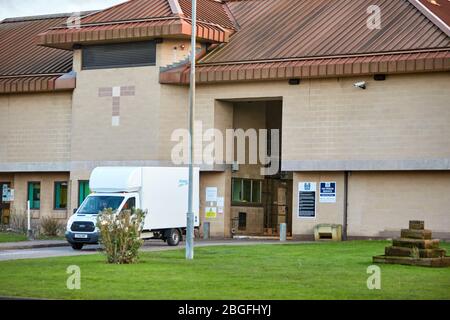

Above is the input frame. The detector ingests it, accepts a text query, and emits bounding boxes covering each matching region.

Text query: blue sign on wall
[319,182,336,203]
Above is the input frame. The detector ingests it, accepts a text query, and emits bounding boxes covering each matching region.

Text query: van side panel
[141,167,200,230]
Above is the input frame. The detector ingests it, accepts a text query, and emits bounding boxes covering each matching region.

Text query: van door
[121,196,136,212]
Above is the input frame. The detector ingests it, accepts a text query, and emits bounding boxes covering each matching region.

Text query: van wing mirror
[73,208,78,214]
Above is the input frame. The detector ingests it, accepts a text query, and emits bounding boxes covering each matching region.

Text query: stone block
[392,238,440,249]
[385,246,446,258]
[409,220,425,230]
[373,255,450,268]
[400,229,432,240]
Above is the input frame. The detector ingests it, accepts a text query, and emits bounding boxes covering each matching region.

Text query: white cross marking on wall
[98,86,136,126]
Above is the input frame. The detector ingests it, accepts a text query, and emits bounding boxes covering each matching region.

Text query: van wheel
[72,243,84,250]
[167,229,181,246]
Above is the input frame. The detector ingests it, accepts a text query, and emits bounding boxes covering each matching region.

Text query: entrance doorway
[223,97,293,237]
[0,182,11,225]
[263,176,293,236]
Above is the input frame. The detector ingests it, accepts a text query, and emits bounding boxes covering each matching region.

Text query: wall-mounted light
[288,78,301,85]
[353,81,367,89]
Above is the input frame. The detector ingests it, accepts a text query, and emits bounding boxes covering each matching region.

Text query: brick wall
[196,72,450,170]
[0,92,72,164]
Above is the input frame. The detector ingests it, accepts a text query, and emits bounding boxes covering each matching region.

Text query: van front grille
[71,221,95,232]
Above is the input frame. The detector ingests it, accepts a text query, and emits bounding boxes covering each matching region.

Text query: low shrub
[9,209,27,234]
[40,216,63,236]
[97,208,146,264]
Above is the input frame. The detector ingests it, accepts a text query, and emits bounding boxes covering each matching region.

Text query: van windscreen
[78,196,125,215]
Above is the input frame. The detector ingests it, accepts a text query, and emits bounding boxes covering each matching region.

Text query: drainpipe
[342,171,349,241]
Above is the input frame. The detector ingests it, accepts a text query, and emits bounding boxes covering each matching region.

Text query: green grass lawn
[0,232,64,243]
[0,232,27,243]
[0,241,449,300]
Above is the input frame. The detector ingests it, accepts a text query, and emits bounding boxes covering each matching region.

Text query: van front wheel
[167,229,181,246]
[71,243,83,250]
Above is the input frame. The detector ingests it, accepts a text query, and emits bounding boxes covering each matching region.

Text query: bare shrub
[40,216,63,236]
[9,208,27,233]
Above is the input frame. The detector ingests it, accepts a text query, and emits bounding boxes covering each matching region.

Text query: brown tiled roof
[161,0,450,83]
[178,0,236,29]
[0,14,78,93]
[0,15,73,76]
[417,0,450,27]
[81,0,236,29]
[37,0,236,49]
[202,0,450,64]
[81,0,172,24]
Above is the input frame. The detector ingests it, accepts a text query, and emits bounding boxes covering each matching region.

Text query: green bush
[40,216,63,236]
[97,208,146,264]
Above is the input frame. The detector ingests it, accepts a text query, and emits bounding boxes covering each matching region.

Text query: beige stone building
[1,0,449,239]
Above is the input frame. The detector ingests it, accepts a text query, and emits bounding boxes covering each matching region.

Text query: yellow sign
[205,207,217,219]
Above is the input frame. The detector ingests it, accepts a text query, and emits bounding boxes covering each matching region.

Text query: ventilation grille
[82,41,156,70]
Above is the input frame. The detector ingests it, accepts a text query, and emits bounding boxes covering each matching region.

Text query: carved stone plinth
[373,221,450,268]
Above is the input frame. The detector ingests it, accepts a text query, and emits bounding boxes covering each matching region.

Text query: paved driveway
[0,239,300,261]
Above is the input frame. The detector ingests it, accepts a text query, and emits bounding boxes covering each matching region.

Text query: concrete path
[0,239,303,261]
[0,240,69,251]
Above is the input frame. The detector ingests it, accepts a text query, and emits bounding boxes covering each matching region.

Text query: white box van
[65,167,200,250]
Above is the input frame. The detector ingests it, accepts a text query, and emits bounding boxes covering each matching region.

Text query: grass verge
[0,232,27,243]
[0,241,449,300]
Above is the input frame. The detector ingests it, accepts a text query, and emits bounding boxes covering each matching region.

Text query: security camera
[353,81,366,89]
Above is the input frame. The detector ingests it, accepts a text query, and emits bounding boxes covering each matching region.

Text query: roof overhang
[160,50,450,85]
[0,72,76,94]
[36,17,231,50]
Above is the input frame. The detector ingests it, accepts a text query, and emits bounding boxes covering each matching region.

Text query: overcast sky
[0,0,127,21]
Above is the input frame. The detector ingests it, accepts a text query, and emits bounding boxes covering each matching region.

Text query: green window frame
[232,178,262,205]
[27,182,40,210]
[54,182,68,210]
[78,181,91,206]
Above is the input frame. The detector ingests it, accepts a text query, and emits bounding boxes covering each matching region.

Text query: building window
[54,182,68,210]
[78,181,90,206]
[82,41,157,70]
[232,178,262,205]
[27,182,40,210]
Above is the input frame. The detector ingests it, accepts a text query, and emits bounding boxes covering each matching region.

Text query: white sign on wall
[299,182,316,192]
[1,185,13,202]
[205,187,218,202]
[298,182,316,218]
[216,197,224,214]
[8,189,14,201]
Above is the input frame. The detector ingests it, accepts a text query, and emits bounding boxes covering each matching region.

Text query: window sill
[231,202,264,208]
